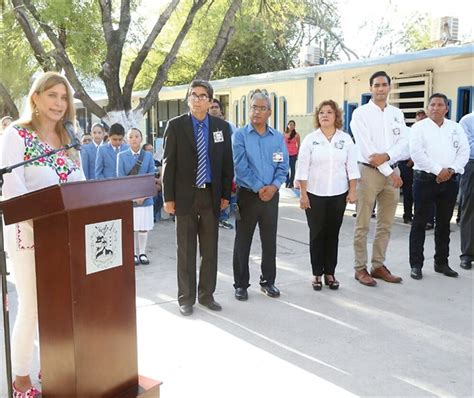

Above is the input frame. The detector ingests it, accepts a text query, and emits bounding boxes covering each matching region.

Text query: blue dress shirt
[232,123,289,192]
[460,112,474,159]
[191,114,212,183]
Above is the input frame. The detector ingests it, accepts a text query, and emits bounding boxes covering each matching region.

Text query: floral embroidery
[16,224,34,250]
[15,125,80,183]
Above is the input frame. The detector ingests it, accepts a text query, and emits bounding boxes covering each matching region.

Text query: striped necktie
[196,121,206,186]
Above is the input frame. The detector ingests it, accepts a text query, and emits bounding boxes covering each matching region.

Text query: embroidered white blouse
[295,129,360,196]
[1,125,85,252]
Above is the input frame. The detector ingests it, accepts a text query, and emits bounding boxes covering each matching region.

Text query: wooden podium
[1,175,161,398]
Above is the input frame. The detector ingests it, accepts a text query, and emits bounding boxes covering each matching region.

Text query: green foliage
[0,1,37,102]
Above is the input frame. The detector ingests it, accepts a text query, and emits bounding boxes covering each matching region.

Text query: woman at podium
[0,72,85,397]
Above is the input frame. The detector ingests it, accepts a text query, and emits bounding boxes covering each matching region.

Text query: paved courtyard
[1,189,472,397]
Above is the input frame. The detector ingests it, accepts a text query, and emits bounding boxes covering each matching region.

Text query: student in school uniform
[95,123,128,179]
[117,128,155,265]
[80,122,105,179]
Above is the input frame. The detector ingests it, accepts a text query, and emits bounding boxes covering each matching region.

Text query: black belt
[195,183,212,189]
[239,186,256,194]
[359,162,398,170]
[414,170,459,181]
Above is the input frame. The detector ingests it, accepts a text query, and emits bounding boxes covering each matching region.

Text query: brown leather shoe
[354,269,377,286]
[370,265,402,283]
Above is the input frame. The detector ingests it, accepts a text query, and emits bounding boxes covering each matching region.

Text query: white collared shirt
[295,129,360,196]
[350,100,409,176]
[410,117,470,175]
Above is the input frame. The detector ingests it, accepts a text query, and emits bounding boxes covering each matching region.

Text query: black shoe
[434,264,459,277]
[410,267,423,280]
[312,276,322,291]
[403,218,412,224]
[179,304,193,316]
[134,255,140,266]
[425,223,434,230]
[261,284,280,298]
[460,260,472,270]
[234,287,248,301]
[199,300,222,311]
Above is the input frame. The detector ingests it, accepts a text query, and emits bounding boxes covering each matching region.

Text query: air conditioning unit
[299,46,323,66]
[431,16,459,43]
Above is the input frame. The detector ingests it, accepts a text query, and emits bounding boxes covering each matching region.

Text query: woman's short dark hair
[314,100,343,130]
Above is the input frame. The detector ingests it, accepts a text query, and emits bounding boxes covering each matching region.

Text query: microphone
[63,120,81,149]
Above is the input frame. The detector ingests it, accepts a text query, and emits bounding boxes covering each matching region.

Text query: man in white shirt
[409,94,470,279]
[350,71,409,286]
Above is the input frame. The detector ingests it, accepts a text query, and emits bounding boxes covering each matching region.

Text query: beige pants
[353,164,400,271]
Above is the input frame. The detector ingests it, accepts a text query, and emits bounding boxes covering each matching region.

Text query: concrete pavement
[1,189,472,397]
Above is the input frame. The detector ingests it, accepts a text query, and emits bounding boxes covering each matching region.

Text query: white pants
[10,249,38,376]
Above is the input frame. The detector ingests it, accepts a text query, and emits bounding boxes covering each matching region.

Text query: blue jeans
[409,171,459,268]
[286,155,297,187]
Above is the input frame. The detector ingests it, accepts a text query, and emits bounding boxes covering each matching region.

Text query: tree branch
[10,0,55,71]
[122,0,181,109]
[0,82,19,119]
[18,0,107,118]
[193,0,242,81]
[138,0,208,114]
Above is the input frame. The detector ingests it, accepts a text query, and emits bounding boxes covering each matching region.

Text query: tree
[213,0,356,79]
[0,0,41,118]
[9,0,242,128]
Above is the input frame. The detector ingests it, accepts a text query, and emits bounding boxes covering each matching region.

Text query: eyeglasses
[209,105,220,109]
[188,93,209,102]
[250,105,269,112]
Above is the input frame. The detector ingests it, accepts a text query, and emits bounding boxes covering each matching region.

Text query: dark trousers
[399,160,414,220]
[286,155,297,188]
[305,192,347,276]
[233,189,279,288]
[460,160,474,261]
[409,171,459,268]
[176,187,218,305]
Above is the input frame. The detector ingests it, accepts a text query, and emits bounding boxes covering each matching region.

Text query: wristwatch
[447,167,455,174]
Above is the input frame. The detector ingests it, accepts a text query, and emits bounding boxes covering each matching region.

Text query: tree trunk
[0,82,20,119]
[138,0,208,114]
[193,0,242,81]
[122,0,181,110]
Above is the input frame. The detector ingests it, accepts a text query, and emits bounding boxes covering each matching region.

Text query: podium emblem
[85,219,123,274]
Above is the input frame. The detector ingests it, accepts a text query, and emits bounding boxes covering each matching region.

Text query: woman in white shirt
[1,72,85,396]
[295,100,360,290]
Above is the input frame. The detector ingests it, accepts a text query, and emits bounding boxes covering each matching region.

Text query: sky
[137,0,473,59]
[337,0,473,57]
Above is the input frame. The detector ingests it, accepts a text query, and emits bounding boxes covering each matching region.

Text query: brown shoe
[354,269,377,286]
[370,265,402,283]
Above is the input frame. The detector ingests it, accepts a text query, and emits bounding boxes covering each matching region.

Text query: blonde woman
[1,71,84,396]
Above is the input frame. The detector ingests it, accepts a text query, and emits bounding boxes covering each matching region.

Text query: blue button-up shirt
[191,113,212,183]
[460,112,474,159]
[232,123,289,192]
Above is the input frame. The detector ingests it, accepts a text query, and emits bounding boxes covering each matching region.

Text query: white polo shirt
[295,129,360,196]
[410,117,470,175]
[350,100,410,176]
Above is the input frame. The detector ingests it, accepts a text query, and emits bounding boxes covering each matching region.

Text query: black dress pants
[176,187,218,306]
[399,160,414,221]
[409,171,459,268]
[233,189,279,288]
[305,191,347,276]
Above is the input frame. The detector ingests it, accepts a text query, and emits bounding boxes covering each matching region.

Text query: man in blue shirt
[459,112,474,270]
[232,90,289,301]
